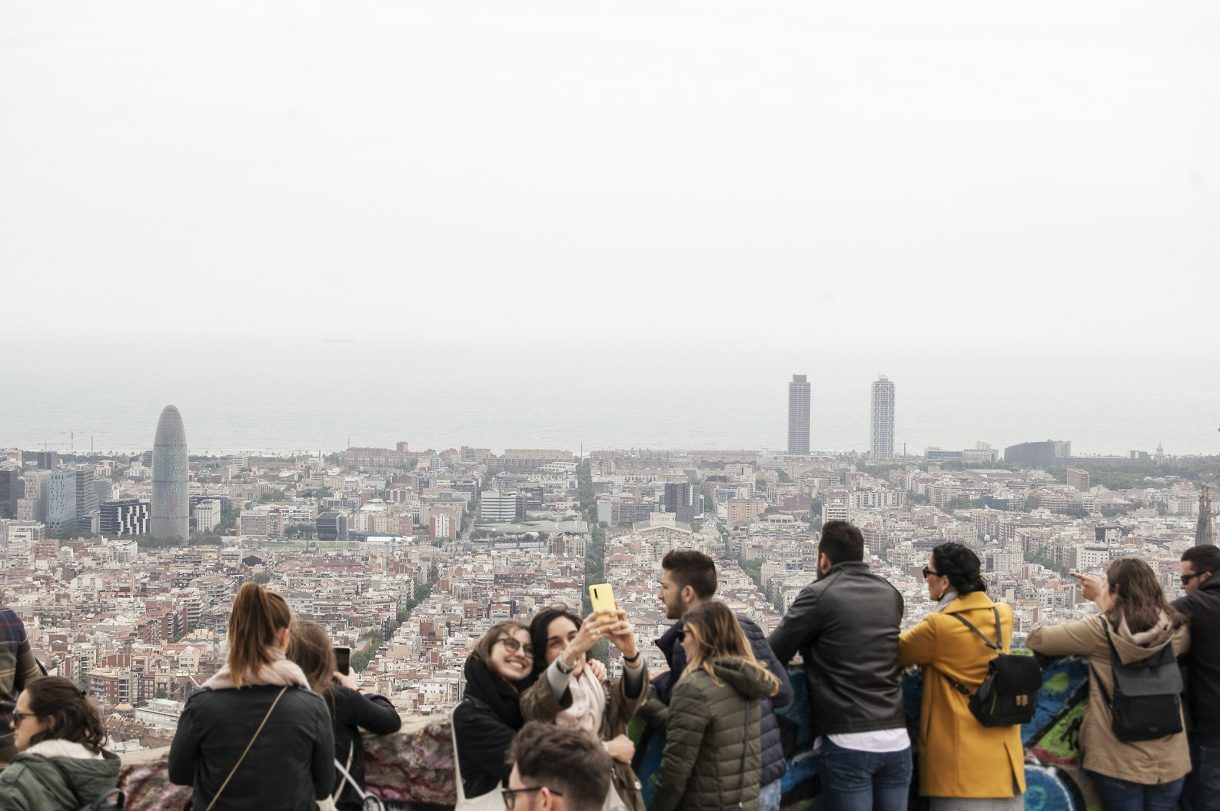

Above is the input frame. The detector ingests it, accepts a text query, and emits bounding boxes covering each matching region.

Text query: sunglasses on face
[502,786,562,809]
[496,637,534,657]
[1181,572,1203,586]
[922,567,940,579]
[11,711,35,726]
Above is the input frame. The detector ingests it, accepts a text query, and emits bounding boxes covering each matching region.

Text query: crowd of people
[0,521,1217,811]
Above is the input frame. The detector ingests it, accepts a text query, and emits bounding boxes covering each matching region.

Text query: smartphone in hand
[334,646,352,675]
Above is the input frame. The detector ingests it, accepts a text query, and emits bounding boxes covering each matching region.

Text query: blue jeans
[820,739,913,811]
[1183,734,1220,811]
[758,779,782,811]
[1087,771,1185,811]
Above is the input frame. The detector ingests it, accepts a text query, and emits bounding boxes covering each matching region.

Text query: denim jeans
[1183,734,1220,811]
[1087,771,1185,811]
[758,779,782,811]
[820,739,913,811]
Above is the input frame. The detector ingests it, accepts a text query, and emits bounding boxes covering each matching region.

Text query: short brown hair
[661,549,717,599]
[1182,545,1220,576]
[24,677,107,753]
[508,721,611,811]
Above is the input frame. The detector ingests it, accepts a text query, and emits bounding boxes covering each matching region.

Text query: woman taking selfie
[649,600,780,811]
[521,604,647,810]
[452,620,537,800]
[0,677,119,810]
[169,583,335,809]
[288,621,402,811]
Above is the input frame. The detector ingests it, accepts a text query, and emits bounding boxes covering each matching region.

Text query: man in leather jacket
[768,520,911,811]
[1175,544,1220,811]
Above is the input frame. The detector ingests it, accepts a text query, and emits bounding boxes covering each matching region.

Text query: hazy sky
[2,0,1218,355]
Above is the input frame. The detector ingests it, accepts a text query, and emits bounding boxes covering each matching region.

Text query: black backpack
[944,606,1042,727]
[1091,617,1183,742]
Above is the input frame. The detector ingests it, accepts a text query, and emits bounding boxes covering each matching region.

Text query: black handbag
[944,607,1042,727]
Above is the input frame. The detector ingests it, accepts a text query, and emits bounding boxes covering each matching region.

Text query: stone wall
[119,661,1096,811]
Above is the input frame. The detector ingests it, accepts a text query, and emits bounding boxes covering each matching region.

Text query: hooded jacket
[0,740,120,811]
[1173,574,1220,735]
[651,614,792,787]
[648,657,776,811]
[1026,612,1191,783]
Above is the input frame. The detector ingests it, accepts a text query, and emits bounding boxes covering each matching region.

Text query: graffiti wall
[636,659,1096,811]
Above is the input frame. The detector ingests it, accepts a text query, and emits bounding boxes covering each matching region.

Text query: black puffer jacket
[768,561,906,737]
[326,686,402,811]
[649,657,776,811]
[168,684,335,810]
[652,615,792,786]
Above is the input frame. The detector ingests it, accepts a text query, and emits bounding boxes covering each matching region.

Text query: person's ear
[681,585,696,605]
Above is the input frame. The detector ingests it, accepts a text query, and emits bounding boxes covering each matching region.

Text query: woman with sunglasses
[520,604,647,811]
[649,601,780,811]
[898,542,1025,810]
[0,677,119,810]
[452,620,538,800]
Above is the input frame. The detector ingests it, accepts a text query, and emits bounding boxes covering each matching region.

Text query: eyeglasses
[1181,572,1203,586]
[922,567,941,579]
[10,711,35,726]
[496,637,534,657]
[501,786,562,809]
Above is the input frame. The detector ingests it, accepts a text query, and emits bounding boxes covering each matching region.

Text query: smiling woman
[452,620,537,803]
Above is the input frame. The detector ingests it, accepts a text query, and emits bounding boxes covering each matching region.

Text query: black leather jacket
[1174,574,1220,735]
[768,561,906,737]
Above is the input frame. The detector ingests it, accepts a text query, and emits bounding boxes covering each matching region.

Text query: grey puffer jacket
[648,657,776,811]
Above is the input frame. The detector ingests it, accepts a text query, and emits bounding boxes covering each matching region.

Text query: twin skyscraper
[787,374,895,459]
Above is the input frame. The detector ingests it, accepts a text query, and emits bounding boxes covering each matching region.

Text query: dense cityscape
[1,374,1215,760]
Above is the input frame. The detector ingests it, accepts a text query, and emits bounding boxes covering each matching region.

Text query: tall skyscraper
[0,467,20,519]
[871,375,896,460]
[1198,485,1214,547]
[151,405,189,542]
[788,374,810,455]
[45,469,78,536]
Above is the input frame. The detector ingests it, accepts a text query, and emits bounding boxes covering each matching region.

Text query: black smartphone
[334,646,351,675]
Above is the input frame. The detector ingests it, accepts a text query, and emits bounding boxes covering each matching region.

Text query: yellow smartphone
[588,583,617,617]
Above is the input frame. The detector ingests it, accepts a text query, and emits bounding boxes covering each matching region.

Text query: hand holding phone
[589,583,617,620]
[334,645,351,676]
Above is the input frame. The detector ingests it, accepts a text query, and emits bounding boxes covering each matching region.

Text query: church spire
[1198,485,1214,547]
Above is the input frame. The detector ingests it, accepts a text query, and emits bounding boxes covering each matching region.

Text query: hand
[333,670,359,691]
[603,610,639,660]
[587,658,608,682]
[604,734,635,764]
[1070,572,1106,606]
[560,614,605,670]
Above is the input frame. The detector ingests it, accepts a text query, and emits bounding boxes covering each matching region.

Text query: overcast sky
[2,0,1218,355]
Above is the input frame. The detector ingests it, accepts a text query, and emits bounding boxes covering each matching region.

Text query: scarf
[203,652,311,691]
[555,669,606,738]
[936,590,960,611]
[463,654,525,729]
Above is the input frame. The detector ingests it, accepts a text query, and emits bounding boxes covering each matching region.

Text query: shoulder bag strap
[450,704,468,804]
[332,740,357,802]
[205,686,290,811]
[949,613,1002,652]
[991,607,1003,650]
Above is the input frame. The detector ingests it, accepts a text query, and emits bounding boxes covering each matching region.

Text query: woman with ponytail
[169,582,335,809]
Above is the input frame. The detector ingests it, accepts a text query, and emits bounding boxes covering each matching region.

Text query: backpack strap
[1090,617,1118,707]
[942,607,1004,698]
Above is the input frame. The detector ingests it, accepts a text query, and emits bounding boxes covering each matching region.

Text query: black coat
[326,686,402,811]
[452,694,518,798]
[769,561,906,737]
[1174,575,1220,735]
[652,614,793,786]
[169,684,335,810]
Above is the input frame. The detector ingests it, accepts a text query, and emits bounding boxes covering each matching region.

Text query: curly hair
[931,542,987,595]
[24,677,107,754]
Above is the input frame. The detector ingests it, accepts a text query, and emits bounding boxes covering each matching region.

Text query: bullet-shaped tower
[151,405,189,542]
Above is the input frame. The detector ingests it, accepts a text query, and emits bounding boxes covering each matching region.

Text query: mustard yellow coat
[898,592,1026,799]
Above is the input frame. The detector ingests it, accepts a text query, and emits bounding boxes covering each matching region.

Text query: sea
[4,337,1218,458]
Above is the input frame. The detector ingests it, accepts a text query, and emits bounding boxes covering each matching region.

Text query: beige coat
[898,592,1025,799]
[1025,613,1190,784]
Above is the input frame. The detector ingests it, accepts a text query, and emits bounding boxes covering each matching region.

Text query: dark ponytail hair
[227,582,293,686]
[24,677,107,753]
[931,542,987,595]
